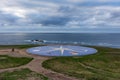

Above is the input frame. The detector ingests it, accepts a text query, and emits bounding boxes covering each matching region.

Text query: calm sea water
[0,33,120,48]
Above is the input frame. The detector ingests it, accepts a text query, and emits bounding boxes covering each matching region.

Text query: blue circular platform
[26,45,97,56]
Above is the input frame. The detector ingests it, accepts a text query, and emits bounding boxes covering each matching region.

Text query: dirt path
[0,49,78,80]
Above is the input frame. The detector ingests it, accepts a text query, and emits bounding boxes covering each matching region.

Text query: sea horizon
[0,33,120,48]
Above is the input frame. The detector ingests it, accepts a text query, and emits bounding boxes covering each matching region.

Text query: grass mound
[43,46,120,80]
[0,68,49,80]
[0,55,33,69]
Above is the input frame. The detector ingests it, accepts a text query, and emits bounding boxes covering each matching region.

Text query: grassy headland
[0,55,33,69]
[0,44,45,49]
[43,46,120,80]
[0,45,120,80]
[0,68,49,80]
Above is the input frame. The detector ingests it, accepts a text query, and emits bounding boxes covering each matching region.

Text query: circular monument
[27,45,97,56]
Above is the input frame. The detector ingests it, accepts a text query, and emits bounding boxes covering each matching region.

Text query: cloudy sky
[0,0,120,33]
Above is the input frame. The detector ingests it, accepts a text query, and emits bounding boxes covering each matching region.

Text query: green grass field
[0,55,33,69]
[0,68,49,80]
[43,46,120,80]
[0,45,45,49]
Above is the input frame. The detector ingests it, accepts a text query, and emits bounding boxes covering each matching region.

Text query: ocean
[0,33,120,48]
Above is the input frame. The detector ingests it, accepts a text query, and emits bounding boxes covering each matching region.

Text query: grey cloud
[0,0,120,29]
[0,11,20,25]
[110,11,120,20]
[58,6,74,13]
[41,16,71,26]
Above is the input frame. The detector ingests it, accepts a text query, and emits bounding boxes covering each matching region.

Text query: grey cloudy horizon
[0,0,120,33]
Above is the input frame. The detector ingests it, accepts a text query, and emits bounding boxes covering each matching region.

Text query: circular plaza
[26,45,97,56]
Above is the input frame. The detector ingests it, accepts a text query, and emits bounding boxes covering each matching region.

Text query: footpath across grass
[42,46,120,80]
[0,55,33,69]
[0,45,49,80]
[0,68,49,80]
